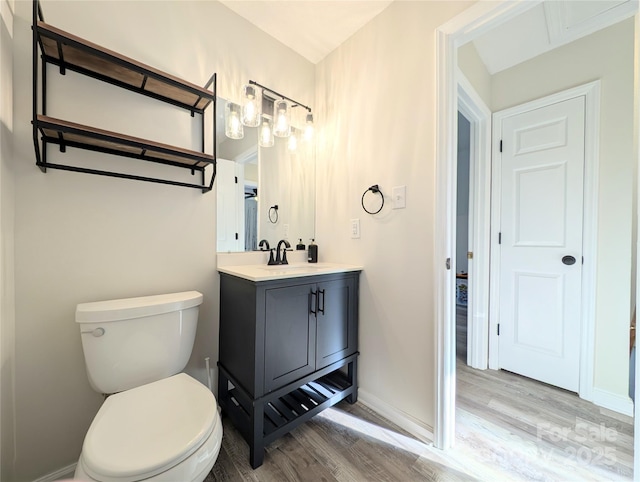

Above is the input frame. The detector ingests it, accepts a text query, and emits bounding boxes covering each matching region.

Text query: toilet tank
[76,291,203,394]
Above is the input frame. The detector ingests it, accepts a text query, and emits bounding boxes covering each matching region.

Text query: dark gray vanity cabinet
[264,282,318,392]
[218,271,360,468]
[264,276,357,391]
[315,277,358,368]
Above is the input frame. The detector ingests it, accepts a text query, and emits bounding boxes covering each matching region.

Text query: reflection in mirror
[216,98,316,252]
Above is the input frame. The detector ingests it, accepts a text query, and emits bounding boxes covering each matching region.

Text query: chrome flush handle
[81,327,105,337]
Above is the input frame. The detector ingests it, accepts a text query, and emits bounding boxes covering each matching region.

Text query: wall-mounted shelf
[32,0,217,192]
[36,115,214,189]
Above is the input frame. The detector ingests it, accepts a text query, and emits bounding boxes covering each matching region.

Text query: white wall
[315,0,473,432]
[458,41,491,107]
[491,19,635,401]
[0,0,15,480]
[10,1,313,479]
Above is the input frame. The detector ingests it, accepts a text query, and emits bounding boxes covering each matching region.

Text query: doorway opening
[455,111,470,364]
[435,2,639,471]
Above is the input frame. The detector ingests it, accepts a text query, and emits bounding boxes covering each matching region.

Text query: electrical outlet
[283,224,289,239]
[351,219,360,239]
[392,185,406,209]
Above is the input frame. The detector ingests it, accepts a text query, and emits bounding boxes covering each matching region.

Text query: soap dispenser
[296,238,306,251]
[308,239,318,263]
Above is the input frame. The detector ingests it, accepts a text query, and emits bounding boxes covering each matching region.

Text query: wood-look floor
[206,306,633,481]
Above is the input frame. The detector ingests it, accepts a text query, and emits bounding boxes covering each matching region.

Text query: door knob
[562,255,576,265]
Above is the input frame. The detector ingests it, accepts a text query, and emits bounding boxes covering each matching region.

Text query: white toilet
[73,291,222,482]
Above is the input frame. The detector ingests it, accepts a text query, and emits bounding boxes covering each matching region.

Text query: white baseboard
[32,462,76,482]
[358,389,434,443]
[592,387,634,417]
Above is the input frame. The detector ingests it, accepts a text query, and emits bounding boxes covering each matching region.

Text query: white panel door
[498,96,585,392]
[216,158,243,252]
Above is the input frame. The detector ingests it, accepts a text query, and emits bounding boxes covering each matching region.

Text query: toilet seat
[81,373,218,481]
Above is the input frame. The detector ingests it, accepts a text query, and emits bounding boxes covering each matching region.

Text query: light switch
[351,219,360,239]
[392,185,406,209]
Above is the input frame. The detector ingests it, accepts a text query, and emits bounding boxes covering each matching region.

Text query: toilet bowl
[74,292,222,482]
[75,374,222,482]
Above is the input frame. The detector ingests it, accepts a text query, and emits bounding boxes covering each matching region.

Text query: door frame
[634,10,640,478]
[434,0,544,450]
[435,0,639,451]
[457,72,492,370]
[488,82,600,403]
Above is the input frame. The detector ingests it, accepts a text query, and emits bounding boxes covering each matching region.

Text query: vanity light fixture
[259,117,274,147]
[287,128,298,152]
[273,99,291,138]
[304,113,314,141]
[225,102,243,139]
[234,80,313,148]
[241,84,261,127]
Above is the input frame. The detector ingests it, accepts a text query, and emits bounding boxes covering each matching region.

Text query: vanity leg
[249,401,265,468]
[346,358,358,404]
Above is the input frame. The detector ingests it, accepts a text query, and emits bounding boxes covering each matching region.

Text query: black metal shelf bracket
[31,0,217,193]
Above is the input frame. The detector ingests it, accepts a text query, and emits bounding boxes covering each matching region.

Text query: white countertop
[218,262,363,282]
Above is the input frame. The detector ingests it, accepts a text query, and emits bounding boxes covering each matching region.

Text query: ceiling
[218,0,393,64]
[472,0,638,74]
[220,0,637,72]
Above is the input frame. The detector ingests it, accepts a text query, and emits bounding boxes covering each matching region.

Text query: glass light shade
[225,102,244,139]
[241,85,262,127]
[287,128,298,152]
[259,118,274,147]
[273,99,291,138]
[304,113,314,141]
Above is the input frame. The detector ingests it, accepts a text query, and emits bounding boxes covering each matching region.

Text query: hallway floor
[455,305,633,480]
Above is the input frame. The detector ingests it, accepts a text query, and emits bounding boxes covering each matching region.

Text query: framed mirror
[216,98,316,252]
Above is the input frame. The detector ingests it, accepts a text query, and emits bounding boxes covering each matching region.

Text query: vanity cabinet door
[264,283,317,392]
[316,276,358,369]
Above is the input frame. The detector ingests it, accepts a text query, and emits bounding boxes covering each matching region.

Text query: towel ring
[268,205,279,224]
[361,185,384,215]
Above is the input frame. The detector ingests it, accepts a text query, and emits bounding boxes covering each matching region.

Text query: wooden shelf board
[36,115,212,169]
[37,21,213,111]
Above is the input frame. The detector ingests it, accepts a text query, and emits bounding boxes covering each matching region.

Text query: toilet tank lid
[76,291,203,323]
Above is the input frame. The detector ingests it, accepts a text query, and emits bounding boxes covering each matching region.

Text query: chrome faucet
[275,239,291,265]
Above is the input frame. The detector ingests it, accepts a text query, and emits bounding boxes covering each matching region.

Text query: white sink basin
[258,265,326,277]
[260,264,322,271]
[218,262,362,282]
